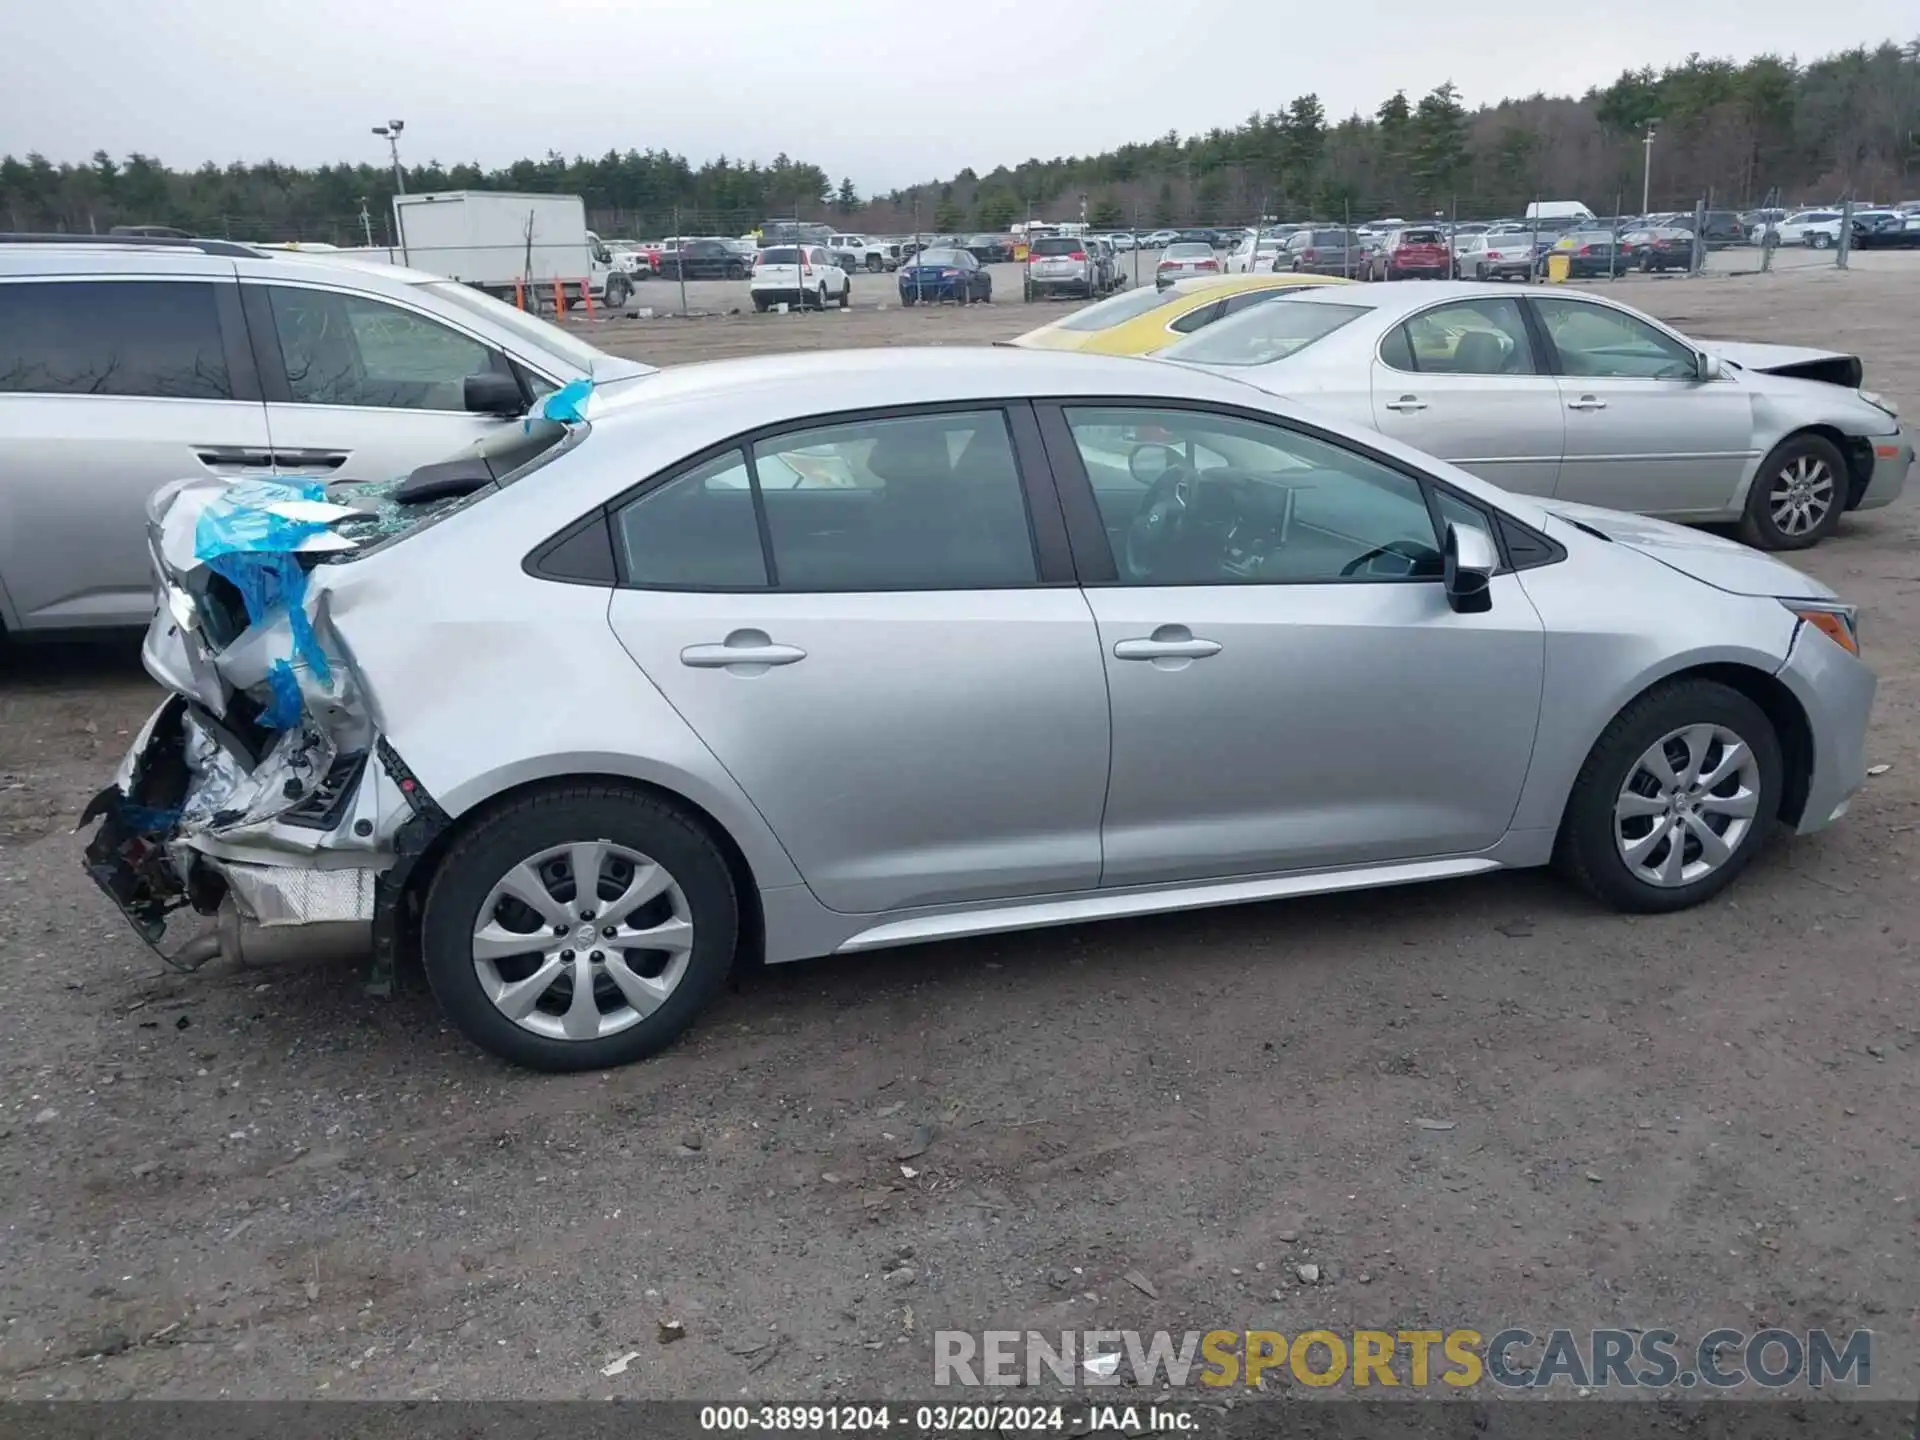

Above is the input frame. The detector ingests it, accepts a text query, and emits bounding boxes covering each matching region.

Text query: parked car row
[49,235,1899,1076]
[2,232,1906,1077]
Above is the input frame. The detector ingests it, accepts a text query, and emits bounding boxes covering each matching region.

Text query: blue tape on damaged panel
[540,377,594,424]
[193,480,337,725]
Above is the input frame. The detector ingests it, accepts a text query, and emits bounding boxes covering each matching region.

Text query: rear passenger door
[605,404,1110,915]
[1369,295,1565,496]
[242,280,525,488]
[0,272,270,633]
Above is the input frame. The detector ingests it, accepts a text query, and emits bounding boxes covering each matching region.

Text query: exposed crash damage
[81,405,581,988]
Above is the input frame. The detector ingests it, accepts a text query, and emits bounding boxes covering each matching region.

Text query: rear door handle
[196,447,277,471]
[1113,624,1222,662]
[681,629,807,672]
[271,449,351,471]
[1383,396,1427,412]
[1566,396,1608,411]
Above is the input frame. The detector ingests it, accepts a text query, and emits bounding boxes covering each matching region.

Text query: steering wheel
[1123,461,1197,580]
[1338,538,1437,578]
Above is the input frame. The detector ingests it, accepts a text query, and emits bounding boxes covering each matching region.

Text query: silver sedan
[1156,280,1910,550]
[87,347,1873,1071]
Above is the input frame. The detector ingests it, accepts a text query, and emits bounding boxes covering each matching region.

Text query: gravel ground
[2,257,1916,1403]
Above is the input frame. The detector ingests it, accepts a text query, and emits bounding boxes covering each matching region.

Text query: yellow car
[1008,272,1355,356]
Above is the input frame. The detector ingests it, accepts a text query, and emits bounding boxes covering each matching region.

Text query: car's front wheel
[1739,432,1847,550]
[1556,679,1781,914]
[421,784,739,1072]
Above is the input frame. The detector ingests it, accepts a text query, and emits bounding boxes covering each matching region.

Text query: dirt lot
[2,258,1917,1403]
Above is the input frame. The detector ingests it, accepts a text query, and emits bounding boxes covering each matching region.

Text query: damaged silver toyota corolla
[84,348,1876,1073]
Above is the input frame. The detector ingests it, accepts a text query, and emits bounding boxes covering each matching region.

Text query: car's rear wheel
[605,274,631,309]
[1811,232,1832,250]
[1556,680,1781,914]
[867,255,883,273]
[839,281,851,309]
[421,785,739,1072]
[753,295,770,313]
[1739,432,1847,551]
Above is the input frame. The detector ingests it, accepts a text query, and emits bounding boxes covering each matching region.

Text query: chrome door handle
[681,630,807,671]
[1384,396,1427,412]
[1566,396,1608,410]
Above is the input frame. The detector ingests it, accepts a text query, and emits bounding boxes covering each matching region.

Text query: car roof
[585,346,1273,432]
[1273,278,1628,317]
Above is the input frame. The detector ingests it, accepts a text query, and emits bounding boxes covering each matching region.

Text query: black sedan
[963,233,1015,263]
[1850,211,1919,249]
[657,239,748,280]
[1535,230,1624,278]
[1619,225,1697,272]
[897,247,992,305]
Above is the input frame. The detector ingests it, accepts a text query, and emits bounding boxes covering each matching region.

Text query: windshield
[419,281,612,376]
[1052,285,1192,332]
[912,248,968,266]
[1159,299,1370,367]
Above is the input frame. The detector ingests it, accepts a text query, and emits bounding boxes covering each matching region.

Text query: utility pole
[1640,119,1660,217]
[357,198,374,248]
[372,120,407,194]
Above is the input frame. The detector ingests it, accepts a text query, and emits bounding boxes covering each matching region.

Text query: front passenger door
[245,282,522,487]
[1048,403,1545,888]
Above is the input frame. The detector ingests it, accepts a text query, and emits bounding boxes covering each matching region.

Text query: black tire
[1474,261,1489,281]
[603,274,630,309]
[421,784,740,1072]
[753,295,770,313]
[867,255,883,273]
[1737,432,1848,551]
[901,292,917,306]
[1023,282,1035,302]
[816,284,828,311]
[1555,679,1782,914]
[979,280,992,303]
[728,262,746,279]
[838,281,850,309]
[1810,232,1831,250]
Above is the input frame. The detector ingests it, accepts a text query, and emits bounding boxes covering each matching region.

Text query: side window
[1218,288,1289,318]
[1063,406,1441,585]
[1433,489,1495,549]
[0,279,232,399]
[616,449,768,589]
[1388,297,1536,376]
[1168,300,1226,335]
[1532,298,1696,380]
[752,411,1038,590]
[265,285,500,410]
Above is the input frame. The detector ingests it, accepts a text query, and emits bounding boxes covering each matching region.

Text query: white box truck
[389,191,630,308]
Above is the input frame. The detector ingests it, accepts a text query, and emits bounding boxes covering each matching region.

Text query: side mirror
[1443,522,1497,614]
[1695,351,1726,381]
[464,372,527,418]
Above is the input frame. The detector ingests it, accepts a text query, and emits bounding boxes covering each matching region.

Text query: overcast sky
[2,0,1911,192]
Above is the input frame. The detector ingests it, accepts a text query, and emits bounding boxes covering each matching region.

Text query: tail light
[1157,258,1174,269]
[1198,259,1217,270]
[1067,250,1086,261]
[1577,245,1593,256]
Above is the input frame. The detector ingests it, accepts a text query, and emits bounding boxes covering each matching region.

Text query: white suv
[0,235,653,637]
[749,245,851,311]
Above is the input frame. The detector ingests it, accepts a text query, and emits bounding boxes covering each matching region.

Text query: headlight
[1859,388,1898,419]
[1781,598,1861,655]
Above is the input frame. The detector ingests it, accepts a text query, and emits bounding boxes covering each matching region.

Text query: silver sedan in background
[87,347,1873,1072]
[1158,281,1910,550]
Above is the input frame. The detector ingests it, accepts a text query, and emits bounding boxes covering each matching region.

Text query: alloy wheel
[1613,724,1762,888]
[1768,455,1836,537]
[471,840,693,1041]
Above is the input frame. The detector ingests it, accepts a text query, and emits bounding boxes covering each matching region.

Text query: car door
[605,404,1110,915]
[1527,295,1755,518]
[1042,402,1544,888]
[1370,295,1565,497]
[0,271,271,633]
[242,280,527,488]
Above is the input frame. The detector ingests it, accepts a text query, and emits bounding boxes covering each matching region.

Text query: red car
[1370,226,1454,280]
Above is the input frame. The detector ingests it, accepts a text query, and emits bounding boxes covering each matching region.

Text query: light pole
[1640,119,1659,217]
[371,120,406,194]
